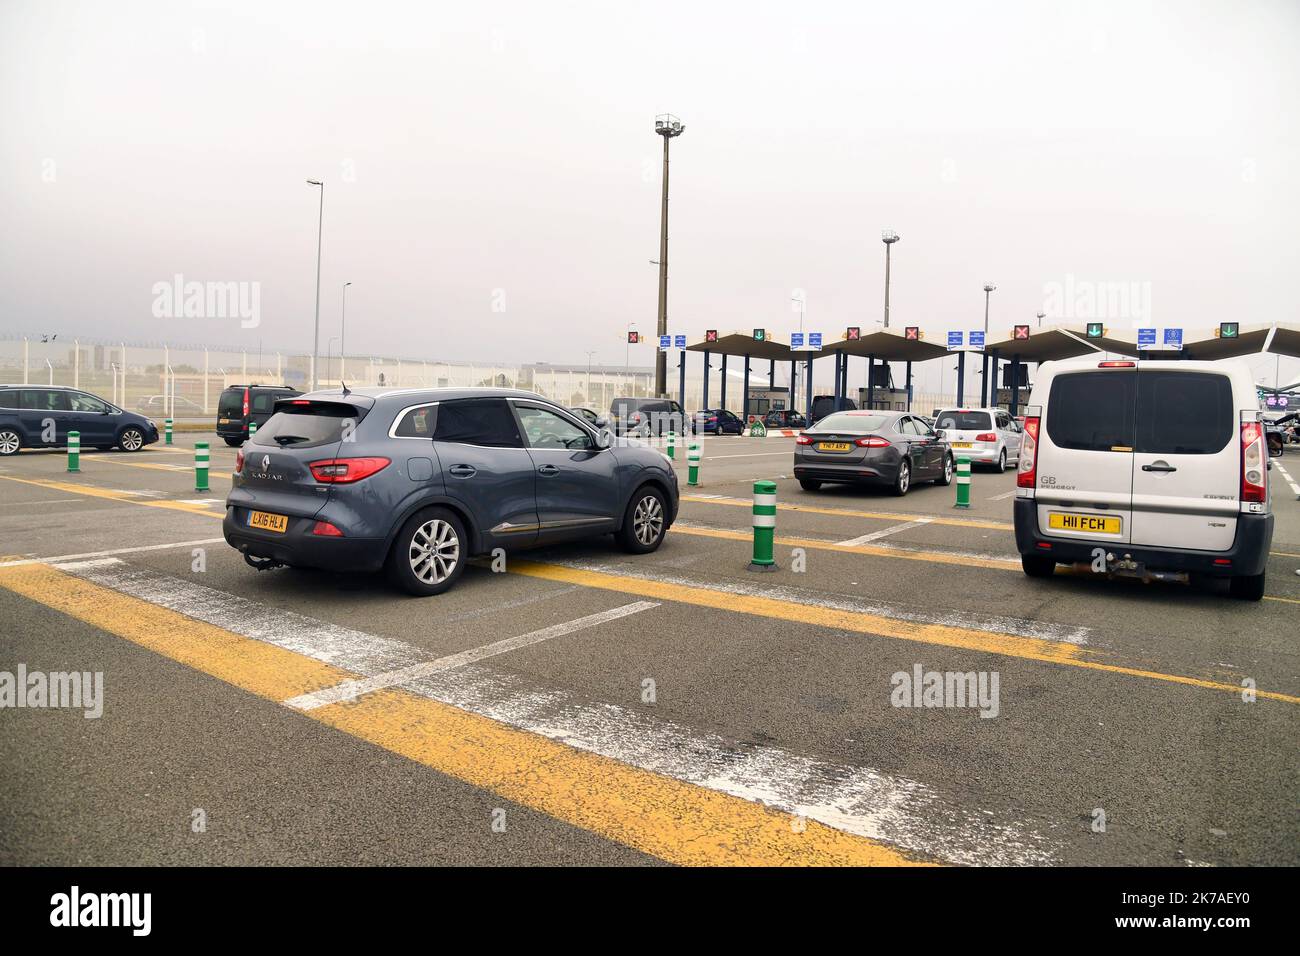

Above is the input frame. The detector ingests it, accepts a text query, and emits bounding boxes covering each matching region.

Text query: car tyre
[616,485,668,554]
[995,448,1007,473]
[936,453,954,486]
[224,437,242,447]
[892,460,911,496]
[798,478,822,492]
[1229,571,1265,602]
[118,426,146,452]
[0,429,22,455]
[1021,553,1056,578]
[387,507,467,596]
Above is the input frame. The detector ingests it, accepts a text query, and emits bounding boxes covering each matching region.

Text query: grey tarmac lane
[1,433,1297,865]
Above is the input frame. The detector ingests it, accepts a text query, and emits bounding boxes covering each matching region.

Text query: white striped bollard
[954,456,971,508]
[67,430,80,473]
[748,480,778,571]
[195,441,210,492]
[687,442,701,486]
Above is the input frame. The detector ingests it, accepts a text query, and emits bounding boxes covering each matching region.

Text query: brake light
[976,432,997,443]
[311,520,344,536]
[291,399,310,405]
[795,435,812,445]
[855,436,891,448]
[235,448,245,474]
[1017,416,1040,488]
[1241,421,1265,503]
[242,387,250,416]
[1098,361,1135,368]
[309,457,391,483]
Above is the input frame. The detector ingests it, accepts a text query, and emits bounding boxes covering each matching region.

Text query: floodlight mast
[653,115,684,396]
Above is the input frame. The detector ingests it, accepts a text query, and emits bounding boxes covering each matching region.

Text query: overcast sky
[2,0,1298,391]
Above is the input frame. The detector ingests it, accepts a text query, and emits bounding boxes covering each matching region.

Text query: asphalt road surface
[2,434,1297,865]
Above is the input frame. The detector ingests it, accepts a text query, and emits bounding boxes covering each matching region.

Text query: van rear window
[218,390,243,415]
[1046,371,1136,451]
[1136,371,1233,455]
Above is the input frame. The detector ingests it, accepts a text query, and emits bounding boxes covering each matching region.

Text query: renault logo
[261,454,270,472]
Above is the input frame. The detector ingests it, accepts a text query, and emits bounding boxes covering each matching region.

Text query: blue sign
[674,334,687,349]
[969,331,986,349]
[790,332,804,349]
[1163,328,1183,349]
[947,331,963,349]
[1137,328,1157,350]
[658,335,671,350]
[808,332,823,349]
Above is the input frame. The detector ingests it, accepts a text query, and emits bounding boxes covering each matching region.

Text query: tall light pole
[307,179,325,391]
[882,231,900,328]
[653,114,684,397]
[585,350,597,405]
[341,281,352,383]
[1036,310,1046,327]
[981,283,996,406]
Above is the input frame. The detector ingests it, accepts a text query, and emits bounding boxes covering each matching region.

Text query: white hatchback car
[933,407,1022,472]
[1013,357,1276,600]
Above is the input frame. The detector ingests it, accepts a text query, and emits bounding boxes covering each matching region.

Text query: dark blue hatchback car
[223,387,680,595]
[0,385,159,455]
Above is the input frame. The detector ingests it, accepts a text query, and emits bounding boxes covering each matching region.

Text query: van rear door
[1129,369,1238,551]
[1037,368,1135,545]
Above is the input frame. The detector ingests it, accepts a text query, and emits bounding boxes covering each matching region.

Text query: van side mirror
[1268,439,1284,458]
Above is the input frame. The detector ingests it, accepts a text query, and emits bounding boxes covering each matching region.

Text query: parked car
[136,394,205,416]
[215,384,301,446]
[809,394,857,424]
[794,410,953,495]
[224,388,679,595]
[693,408,744,435]
[933,407,1023,472]
[1014,358,1276,600]
[763,409,807,429]
[0,385,159,455]
[608,397,688,437]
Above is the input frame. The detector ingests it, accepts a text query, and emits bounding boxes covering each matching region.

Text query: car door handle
[448,464,476,478]
[537,464,559,477]
[1141,462,1177,473]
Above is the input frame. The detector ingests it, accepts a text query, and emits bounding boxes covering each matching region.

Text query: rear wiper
[273,435,309,445]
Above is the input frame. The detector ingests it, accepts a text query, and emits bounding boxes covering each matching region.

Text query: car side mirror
[594,415,609,429]
[934,429,947,440]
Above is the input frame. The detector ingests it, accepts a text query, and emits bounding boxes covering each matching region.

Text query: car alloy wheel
[0,429,20,455]
[632,493,664,546]
[895,460,910,496]
[996,448,1006,472]
[943,455,953,483]
[407,518,461,585]
[119,428,144,451]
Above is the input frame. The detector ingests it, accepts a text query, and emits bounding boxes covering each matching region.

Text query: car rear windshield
[218,389,243,415]
[1046,371,1135,451]
[250,402,364,448]
[815,412,890,432]
[935,410,992,431]
[610,399,661,416]
[1135,371,1233,455]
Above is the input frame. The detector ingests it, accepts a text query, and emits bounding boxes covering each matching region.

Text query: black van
[215,385,301,446]
[809,394,857,425]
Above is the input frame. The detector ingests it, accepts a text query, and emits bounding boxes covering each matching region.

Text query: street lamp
[653,114,685,397]
[306,179,325,391]
[585,350,597,405]
[341,281,352,382]
[1036,311,1046,327]
[882,230,900,328]
[981,284,996,406]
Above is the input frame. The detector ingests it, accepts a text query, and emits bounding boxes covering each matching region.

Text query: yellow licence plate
[951,442,973,448]
[1048,512,1121,535]
[817,441,852,452]
[218,417,231,424]
[248,511,288,533]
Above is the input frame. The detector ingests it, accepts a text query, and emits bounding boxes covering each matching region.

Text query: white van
[1013,357,1276,600]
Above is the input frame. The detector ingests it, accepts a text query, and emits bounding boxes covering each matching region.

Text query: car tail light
[1098,361,1135,368]
[242,387,250,417]
[854,436,891,448]
[311,520,344,536]
[976,432,997,443]
[235,448,245,474]
[1017,416,1040,488]
[309,457,391,484]
[1241,421,1265,503]
[795,435,812,445]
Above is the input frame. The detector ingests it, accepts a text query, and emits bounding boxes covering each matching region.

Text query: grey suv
[223,388,679,595]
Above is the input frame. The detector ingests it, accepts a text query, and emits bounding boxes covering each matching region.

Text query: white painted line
[699,451,790,459]
[986,490,1018,501]
[836,518,933,547]
[284,601,659,711]
[0,497,83,507]
[0,538,226,569]
[178,498,224,505]
[51,558,1058,866]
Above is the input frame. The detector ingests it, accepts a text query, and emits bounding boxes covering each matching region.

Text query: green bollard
[954,456,971,508]
[248,420,258,439]
[67,430,80,473]
[195,441,210,492]
[666,430,676,460]
[748,479,778,572]
[164,418,173,445]
[687,442,701,486]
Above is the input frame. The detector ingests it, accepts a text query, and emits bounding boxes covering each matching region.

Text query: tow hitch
[243,552,284,572]
[1067,552,1189,585]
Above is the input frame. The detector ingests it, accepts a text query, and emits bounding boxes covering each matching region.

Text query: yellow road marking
[0,474,223,518]
[0,562,924,866]
[1264,595,1300,605]
[509,560,1300,705]
[79,456,194,473]
[681,494,1013,531]
[674,524,1019,571]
